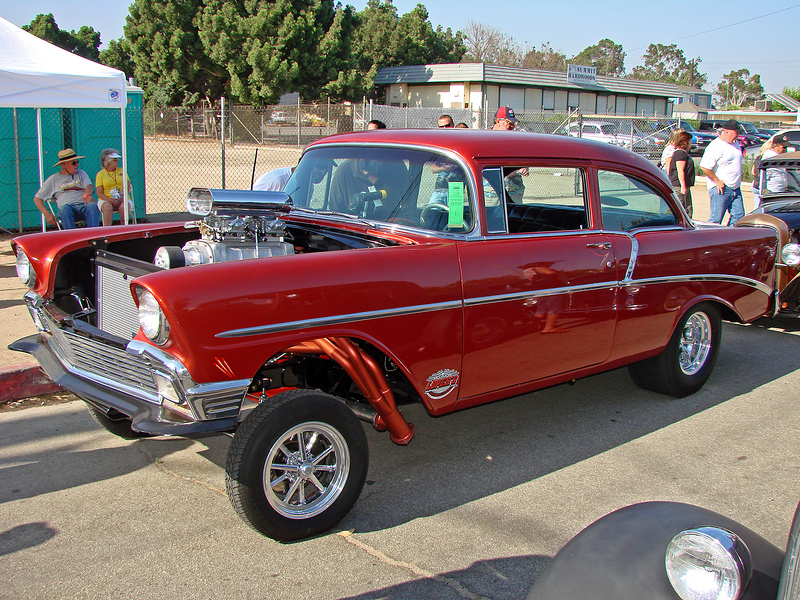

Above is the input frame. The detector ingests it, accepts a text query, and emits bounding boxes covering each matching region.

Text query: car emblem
[424,369,460,400]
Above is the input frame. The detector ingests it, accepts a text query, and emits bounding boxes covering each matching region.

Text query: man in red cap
[492,106,519,130]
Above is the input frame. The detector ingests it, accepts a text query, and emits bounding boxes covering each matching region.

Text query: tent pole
[38,108,46,233]
[121,105,129,224]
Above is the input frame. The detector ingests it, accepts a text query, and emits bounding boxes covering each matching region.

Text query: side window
[483,166,588,234]
[597,170,678,231]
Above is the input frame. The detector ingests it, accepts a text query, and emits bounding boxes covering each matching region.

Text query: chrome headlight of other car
[15,250,36,288]
[135,287,170,345]
[781,243,800,267]
[666,527,752,600]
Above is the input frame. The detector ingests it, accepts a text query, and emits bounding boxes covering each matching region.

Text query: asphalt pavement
[1,178,795,600]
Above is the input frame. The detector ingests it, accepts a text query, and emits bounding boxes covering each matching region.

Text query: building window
[568,91,580,109]
[543,90,555,110]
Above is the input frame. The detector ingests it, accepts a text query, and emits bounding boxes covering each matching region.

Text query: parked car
[759,128,778,137]
[740,121,771,144]
[269,110,291,124]
[10,130,779,541]
[737,150,800,315]
[567,120,638,147]
[527,500,796,600]
[677,121,717,156]
[699,119,756,151]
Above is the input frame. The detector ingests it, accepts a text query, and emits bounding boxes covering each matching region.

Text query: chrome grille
[43,311,158,396]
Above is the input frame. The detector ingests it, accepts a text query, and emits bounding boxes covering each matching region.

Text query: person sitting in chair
[34,148,101,229]
[95,148,134,226]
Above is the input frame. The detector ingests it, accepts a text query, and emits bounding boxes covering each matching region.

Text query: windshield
[740,122,759,134]
[284,146,475,233]
[759,164,799,200]
[600,124,619,135]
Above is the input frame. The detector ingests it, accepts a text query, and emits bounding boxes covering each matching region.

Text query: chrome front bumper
[11,292,250,436]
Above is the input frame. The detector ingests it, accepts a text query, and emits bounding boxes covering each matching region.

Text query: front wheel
[226,389,368,541]
[628,302,721,398]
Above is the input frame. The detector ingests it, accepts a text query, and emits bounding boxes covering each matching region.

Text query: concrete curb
[0,362,62,404]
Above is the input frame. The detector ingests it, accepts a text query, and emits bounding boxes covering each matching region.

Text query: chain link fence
[138,101,784,221]
[1,101,144,233]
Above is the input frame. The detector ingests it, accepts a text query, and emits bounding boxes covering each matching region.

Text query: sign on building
[567,64,597,85]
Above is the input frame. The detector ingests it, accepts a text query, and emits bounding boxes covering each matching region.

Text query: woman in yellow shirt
[95,148,133,226]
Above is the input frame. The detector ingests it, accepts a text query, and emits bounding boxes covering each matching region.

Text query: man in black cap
[34,148,101,229]
[700,119,744,225]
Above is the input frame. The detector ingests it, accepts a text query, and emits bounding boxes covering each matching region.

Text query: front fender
[527,501,783,600]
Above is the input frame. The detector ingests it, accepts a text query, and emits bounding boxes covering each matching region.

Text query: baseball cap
[721,119,740,131]
[772,133,790,147]
[495,106,518,122]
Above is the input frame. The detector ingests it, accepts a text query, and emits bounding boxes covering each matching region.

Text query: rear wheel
[226,389,368,541]
[628,303,721,398]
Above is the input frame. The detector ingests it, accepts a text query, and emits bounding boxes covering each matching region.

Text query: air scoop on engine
[154,188,295,269]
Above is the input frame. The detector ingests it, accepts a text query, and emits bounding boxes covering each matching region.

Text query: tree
[714,69,764,109]
[461,21,521,66]
[571,39,625,76]
[348,1,465,98]
[124,0,228,106]
[522,43,566,71]
[630,43,706,87]
[23,13,101,61]
[99,39,136,79]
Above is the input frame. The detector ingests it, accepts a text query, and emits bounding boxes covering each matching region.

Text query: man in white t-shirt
[253,166,294,191]
[699,119,744,225]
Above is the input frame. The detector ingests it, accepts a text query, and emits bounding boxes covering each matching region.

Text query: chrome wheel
[678,312,712,376]
[263,421,350,520]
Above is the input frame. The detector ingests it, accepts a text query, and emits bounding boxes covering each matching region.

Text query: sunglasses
[439,123,454,128]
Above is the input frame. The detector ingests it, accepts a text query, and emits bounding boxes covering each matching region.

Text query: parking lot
[2,313,799,599]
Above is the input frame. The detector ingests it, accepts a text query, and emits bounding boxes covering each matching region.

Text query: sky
[1,0,798,94]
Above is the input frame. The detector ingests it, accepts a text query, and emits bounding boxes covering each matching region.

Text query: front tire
[628,302,721,398]
[226,389,368,541]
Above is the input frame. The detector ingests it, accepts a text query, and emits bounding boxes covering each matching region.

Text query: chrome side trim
[624,236,640,283]
[216,300,463,338]
[465,280,617,307]
[216,273,771,339]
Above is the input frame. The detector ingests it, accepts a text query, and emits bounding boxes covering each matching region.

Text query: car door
[457,165,618,402]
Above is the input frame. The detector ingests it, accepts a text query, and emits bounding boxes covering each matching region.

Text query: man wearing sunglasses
[34,148,101,229]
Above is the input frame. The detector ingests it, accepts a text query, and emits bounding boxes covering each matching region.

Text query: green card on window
[448,182,464,227]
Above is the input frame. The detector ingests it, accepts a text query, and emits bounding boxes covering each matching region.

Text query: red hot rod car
[11,130,779,541]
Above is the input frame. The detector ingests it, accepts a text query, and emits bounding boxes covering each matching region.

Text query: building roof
[375,63,701,99]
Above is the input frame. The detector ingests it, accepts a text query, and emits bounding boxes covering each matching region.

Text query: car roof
[305,129,658,170]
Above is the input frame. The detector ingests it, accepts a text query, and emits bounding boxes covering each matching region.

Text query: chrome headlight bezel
[15,250,36,288]
[135,287,170,345]
[665,526,752,600]
[781,243,800,268]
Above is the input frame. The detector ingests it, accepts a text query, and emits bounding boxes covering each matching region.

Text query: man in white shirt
[253,166,294,191]
[699,119,744,225]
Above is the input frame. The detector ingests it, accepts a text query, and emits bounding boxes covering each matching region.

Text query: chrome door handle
[586,242,612,250]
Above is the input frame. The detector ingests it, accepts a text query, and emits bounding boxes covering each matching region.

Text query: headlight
[15,251,36,288]
[666,527,752,600]
[136,287,170,345]
[781,243,800,267]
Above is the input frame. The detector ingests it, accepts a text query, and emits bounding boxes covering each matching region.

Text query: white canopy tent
[0,16,130,230]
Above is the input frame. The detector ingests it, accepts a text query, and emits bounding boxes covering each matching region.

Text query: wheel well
[250,337,421,407]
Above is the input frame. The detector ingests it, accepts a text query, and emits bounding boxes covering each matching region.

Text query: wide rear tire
[226,389,368,541]
[628,302,721,398]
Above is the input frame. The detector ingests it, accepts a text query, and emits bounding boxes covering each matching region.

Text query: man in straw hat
[34,148,101,229]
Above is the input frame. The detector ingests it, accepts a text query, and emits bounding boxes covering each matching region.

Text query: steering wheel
[420,204,449,230]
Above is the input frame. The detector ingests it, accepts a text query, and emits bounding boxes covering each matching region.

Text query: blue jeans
[58,202,101,229]
[708,185,744,225]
